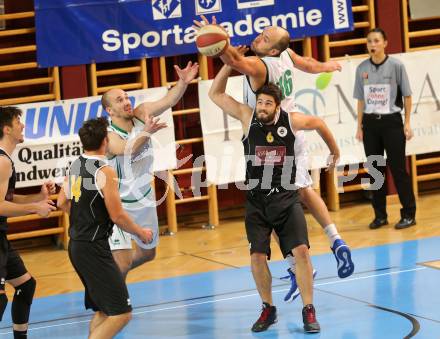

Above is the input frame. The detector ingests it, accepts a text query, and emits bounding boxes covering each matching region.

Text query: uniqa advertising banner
[12,88,176,188]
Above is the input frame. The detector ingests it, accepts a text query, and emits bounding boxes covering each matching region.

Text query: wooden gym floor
[5,190,440,300]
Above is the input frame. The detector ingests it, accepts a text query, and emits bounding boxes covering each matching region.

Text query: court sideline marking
[0,266,428,335]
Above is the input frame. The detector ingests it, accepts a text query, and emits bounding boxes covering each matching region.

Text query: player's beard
[256,109,276,124]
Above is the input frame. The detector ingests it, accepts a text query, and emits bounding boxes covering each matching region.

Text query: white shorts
[295,159,313,189]
[294,130,313,189]
[109,204,159,251]
[108,223,159,250]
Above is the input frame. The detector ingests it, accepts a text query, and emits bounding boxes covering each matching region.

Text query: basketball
[196,24,229,58]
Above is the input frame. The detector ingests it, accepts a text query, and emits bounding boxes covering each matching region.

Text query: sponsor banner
[199,76,246,185]
[12,88,176,188]
[199,49,440,185]
[35,0,354,67]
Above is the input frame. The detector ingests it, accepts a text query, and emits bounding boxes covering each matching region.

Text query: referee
[354,28,416,230]
[58,117,152,338]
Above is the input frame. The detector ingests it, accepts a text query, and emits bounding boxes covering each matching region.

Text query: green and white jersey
[244,49,297,113]
[107,118,159,249]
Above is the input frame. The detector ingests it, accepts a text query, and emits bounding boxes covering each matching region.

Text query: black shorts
[0,232,28,291]
[245,189,309,259]
[68,239,132,316]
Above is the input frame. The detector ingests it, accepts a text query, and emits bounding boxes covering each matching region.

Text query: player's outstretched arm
[0,157,56,217]
[193,15,266,81]
[221,49,266,80]
[287,49,342,74]
[107,114,167,157]
[98,166,153,244]
[208,64,252,124]
[13,181,56,204]
[134,61,199,119]
[290,112,340,170]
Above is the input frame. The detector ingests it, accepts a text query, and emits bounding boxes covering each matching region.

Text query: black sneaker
[251,302,277,332]
[302,304,320,333]
[395,218,416,229]
[369,218,388,229]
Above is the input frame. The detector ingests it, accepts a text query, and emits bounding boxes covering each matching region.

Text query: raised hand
[235,45,249,56]
[325,60,342,72]
[143,114,168,135]
[174,61,199,84]
[192,14,217,31]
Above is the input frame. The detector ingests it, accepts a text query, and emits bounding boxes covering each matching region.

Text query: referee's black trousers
[362,113,416,220]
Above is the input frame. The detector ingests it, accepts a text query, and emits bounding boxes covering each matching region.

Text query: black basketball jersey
[0,148,16,232]
[68,155,112,241]
[242,109,296,191]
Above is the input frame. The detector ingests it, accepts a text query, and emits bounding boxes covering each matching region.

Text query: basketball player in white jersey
[101,61,199,279]
[194,16,354,302]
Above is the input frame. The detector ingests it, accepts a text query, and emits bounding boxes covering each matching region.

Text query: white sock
[285,254,296,273]
[324,224,341,247]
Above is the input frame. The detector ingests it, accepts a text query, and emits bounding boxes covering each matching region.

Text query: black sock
[13,329,27,338]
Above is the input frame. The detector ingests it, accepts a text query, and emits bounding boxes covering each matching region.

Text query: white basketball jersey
[243,49,297,113]
[107,118,158,227]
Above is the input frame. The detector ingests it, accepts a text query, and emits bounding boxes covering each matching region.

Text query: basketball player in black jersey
[209,66,339,333]
[0,106,57,338]
[194,16,354,305]
[57,117,152,339]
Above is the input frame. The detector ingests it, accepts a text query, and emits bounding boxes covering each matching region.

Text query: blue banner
[35,0,354,67]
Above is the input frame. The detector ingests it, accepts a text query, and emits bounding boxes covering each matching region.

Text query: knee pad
[0,293,7,321]
[12,277,36,324]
